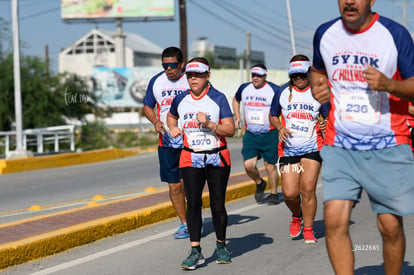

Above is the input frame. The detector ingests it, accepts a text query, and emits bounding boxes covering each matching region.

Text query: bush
[136,133,158,147]
[76,121,112,151]
[115,131,139,148]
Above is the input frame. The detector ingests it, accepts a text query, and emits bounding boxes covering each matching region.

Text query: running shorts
[241,130,278,164]
[320,145,414,216]
[278,151,322,167]
[158,145,182,184]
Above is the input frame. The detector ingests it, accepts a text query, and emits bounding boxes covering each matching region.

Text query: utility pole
[45,45,49,79]
[179,0,188,61]
[393,0,414,27]
[114,18,125,67]
[245,32,251,82]
[286,0,296,56]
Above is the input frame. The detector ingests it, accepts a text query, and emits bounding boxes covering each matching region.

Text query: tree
[0,53,108,131]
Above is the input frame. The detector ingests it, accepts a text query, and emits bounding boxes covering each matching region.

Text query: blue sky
[0,0,412,73]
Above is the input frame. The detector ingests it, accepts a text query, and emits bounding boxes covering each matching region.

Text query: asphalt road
[0,139,247,224]
[3,185,414,275]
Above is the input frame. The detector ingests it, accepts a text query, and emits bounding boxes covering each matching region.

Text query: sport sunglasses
[290,73,308,80]
[162,62,180,70]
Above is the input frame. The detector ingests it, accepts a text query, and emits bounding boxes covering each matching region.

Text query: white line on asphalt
[0,191,153,219]
[30,203,262,275]
[31,183,322,275]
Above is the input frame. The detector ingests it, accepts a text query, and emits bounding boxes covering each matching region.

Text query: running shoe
[173,223,189,239]
[267,193,280,205]
[181,247,205,270]
[303,227,317,244]
[289,216,303,238]
[254,179,267,202]
[216,242,232,264]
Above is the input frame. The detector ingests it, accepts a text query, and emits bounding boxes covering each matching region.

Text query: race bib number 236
[340,92,381,123]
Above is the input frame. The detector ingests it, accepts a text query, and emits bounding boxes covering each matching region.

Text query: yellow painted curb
[92,195,105,201]
[0,148,138,174]
[0,178,274,270]
[28,205,43,211]
[0,200,174,269]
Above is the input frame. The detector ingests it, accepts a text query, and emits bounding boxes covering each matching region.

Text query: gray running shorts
[320,145,414,216]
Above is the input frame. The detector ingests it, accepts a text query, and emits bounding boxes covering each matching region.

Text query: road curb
[0,180,261,269]
[0,148,141,174]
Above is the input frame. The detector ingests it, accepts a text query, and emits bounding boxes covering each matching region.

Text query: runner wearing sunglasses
[143,47,190,239]
[270,54,329,244]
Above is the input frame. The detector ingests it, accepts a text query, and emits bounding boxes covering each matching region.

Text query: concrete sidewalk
[0,168,270,270]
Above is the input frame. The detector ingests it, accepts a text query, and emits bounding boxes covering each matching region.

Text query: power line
[20,7,60,21]
[187,0,246,33]
[188,0,292,52]
[209,0,293,48]
[216,0,310,51]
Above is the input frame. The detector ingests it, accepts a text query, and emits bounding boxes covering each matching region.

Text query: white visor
[250,67,267,76]
[288,61,310,75]
[185,62,209,73]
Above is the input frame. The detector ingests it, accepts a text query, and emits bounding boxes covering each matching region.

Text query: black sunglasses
[290,73,308,80]
[186,72,208,78]
[251,74,265,78]
[162,62,180,70]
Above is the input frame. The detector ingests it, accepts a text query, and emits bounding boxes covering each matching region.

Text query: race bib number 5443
[287,118,314,137]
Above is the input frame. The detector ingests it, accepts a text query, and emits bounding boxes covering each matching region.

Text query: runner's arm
[269,114,291,143]
[364,64,414,101]
[143,105,164,133]
[232,97,242,129]
[310,67,330,104]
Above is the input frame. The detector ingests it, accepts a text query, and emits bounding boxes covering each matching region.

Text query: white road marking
[0,191,154,219]
[30,203,262,275]
[31,183,323,274]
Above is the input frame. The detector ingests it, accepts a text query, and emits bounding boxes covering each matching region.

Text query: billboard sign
[61,0,175,20]
[92,66,160,108]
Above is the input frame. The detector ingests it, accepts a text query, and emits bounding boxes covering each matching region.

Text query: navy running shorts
[158,145,182,184]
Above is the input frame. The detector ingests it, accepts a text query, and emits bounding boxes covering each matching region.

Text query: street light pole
[286,0,296,56]
[179,0,188,61]
[11,0,25,158]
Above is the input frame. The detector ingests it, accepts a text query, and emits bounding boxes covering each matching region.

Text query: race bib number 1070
[187,132,219,152]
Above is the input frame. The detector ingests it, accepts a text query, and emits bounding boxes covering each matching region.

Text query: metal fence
[0,125,75,158]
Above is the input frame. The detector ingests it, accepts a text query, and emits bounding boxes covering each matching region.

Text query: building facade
[59,28,163,77]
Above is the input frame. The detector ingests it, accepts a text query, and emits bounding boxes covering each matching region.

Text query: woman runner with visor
[270,54,329,244]
[168,57,235,270]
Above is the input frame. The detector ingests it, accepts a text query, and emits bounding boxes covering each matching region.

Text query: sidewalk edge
[0,180,259,270]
